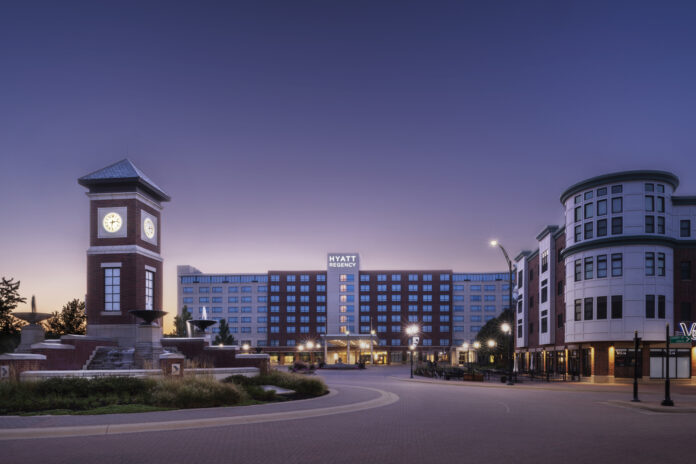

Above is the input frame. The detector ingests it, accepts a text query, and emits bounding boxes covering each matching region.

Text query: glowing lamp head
[406,325,419,335]
[242,343,250,351]
[473,341,481,349]
[306,341,314,349]
[409,344,416,351]
[487,339,496,348]
[462,343,469,350]
[298,344,304,351]
[490,240,498,247]
[501,322,511,334]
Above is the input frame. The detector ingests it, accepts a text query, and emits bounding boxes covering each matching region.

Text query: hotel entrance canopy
[320,333,380,363]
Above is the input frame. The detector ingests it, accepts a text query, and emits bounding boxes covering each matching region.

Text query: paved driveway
[3,366,695,464]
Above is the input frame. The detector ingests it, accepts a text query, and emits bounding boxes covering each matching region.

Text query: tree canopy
[44,299,86,337]
[214,318,235,345]
[0,277,27,335]
[167,306,192,337]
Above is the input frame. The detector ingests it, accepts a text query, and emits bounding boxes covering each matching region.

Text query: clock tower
[78,159,171,346]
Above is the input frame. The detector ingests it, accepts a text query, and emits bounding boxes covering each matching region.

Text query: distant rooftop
[78,158,171,202]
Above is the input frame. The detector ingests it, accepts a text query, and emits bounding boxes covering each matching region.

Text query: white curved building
[515,170,696,382]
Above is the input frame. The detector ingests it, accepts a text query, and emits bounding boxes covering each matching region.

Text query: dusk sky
[2,1,696,329]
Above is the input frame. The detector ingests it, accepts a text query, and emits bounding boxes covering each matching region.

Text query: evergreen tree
[214,318,235,345]
[0,277,26,335]
[44,299,86,337]
[168,306,192,337]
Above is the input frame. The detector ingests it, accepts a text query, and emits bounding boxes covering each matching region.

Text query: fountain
[14,296,52,353]
[187,307,217,345]
[128,309,169,368]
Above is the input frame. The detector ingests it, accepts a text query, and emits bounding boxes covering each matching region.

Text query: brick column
[0,353,46,381]
[159,353,185,376]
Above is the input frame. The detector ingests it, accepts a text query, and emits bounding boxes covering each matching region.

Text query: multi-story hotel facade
[177,255,511,364]
[515,170,696,381]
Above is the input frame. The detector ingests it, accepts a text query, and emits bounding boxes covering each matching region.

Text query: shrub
[151,376,242,409]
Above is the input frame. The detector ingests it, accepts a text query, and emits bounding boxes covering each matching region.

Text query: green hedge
[224,370,327,397]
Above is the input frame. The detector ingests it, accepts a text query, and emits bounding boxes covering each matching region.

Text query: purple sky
[2,1,696,328]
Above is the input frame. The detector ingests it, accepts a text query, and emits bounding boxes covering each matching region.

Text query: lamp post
[501,322,514,385]
[406,324,420,377]
[490,240,515,384]
[462,342,469,370]
[473,341,481,367]
[662,322,674,406]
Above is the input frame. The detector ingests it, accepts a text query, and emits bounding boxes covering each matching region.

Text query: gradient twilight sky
[2,1,696,329]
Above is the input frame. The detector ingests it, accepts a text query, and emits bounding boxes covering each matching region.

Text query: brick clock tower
[78,159,171,346]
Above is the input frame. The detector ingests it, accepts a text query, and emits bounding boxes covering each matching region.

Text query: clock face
[102,212,123,233]
[143,217,156,239]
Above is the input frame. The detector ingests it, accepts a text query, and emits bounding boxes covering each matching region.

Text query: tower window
[145,270,154,310]
[104,268,120,311]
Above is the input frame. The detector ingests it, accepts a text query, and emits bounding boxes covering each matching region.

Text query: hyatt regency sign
[328,254,358,268]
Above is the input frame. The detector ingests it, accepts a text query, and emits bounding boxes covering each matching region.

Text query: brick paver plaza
[2,366,696,464]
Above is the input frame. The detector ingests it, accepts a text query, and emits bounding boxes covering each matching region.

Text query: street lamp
[490,240,515,386]
[501,322,514,385]
[406,325,420,375]
[409,344,416,378]
[473,341,481,367]
[242,343,250,351]
[462,342,470,370]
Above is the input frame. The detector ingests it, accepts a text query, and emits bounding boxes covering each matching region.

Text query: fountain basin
[129,310,168,326]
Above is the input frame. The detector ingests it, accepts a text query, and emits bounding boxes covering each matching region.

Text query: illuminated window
[104,268,120,311]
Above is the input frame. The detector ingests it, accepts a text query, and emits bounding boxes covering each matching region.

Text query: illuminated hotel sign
[328,254,358,268]
[679,322,696,341]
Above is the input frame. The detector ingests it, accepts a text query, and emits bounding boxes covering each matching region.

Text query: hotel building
[514,170,696,381]
[177,255,511,364]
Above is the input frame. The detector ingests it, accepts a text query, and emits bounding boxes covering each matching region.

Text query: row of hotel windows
[186,307,267,314]
[104,268,154,311]
[573,254,624,281]
[180,275,268,284]
[270,275,326,282]
[186,296,268,304]
[271,274,452,282]
[573,294,665,321]
[268,339,452,347]
[183,286,267,293]
[185,303,505,314]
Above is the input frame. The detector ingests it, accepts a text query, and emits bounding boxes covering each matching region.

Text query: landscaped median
[0,371,328,416]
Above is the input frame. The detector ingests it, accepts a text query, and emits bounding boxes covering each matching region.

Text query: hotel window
[574,207,581,222]
[574,260,582,282]
[657,216,665,234]
[574,225,581,242]
[317,305,326,312]
[360,274,369,282]
[440,274,450,281]
[300,274,310,282]
[645,183,654,192]
[645,195,654,212]
[612,197,623,213]
[408,274,418,281]
[584,202,594,219]
[270,326,279,333]
[575,195,581,204]
[286,296,295,302]
[287,275,296,282]
[408,295,418,302]
[377,274,387,281]
[656,253,665,276]
[212,286,222,293]
[408,305,418,312]
[340,274,355,282]
[199,297,210,303]
[645,253,655,276]
[441,295,451,302]
[541,310,548,333]
[391,314,401,322]
[680,261,692,280]
[596,255,607,278]
[584,191,593,200]
[145,270,154,310]
[440,315,450,322]
[408,284,418,292]
[574,299,581,321]
[199,287,209,293]
[391,284,401,291]
[391,325,401,332]
[300,285,310,292]
[392,294,402,302]
[183,297,193,304]
[681,220,691,237]
[611,185,623,194]
[517,270,523,287]
[541,280,548,303]
[657,184,665,193]
[423,295,433,302]
[596,296,607,320]
[645,295,656,318]
[423,274,433,281]
[611,254,623,277]
[440,284,450,291]
[241,296,251,303]
[657,196,665,213]
[104,268,120,311]
[183,287,193,294]
[584,297,593,320]
[597,199,607,216]
[645,216,655,233]
[377,284,387,292]
[597,219,607,237]
[611,295,623,319]
[286,285,295,292]
[391,274,401,281]
[584,222,593,240]
[541,251,548,273]
[658,295,665,319]
[584,257,593,280]
[269,286,278,293]
[392,304,401,311]
[439,326,450,333]
[611,217,623,235]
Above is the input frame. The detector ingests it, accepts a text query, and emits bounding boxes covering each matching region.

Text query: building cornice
[559,170,679,205]
[561,235,696,259]
[86,191,163,211]
[87,245,163,262]
[536,225,560,242]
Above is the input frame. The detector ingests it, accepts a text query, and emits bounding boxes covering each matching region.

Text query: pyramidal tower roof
[78,159,171,202]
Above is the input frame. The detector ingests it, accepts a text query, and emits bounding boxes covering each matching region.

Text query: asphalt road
[3,366,695,464]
